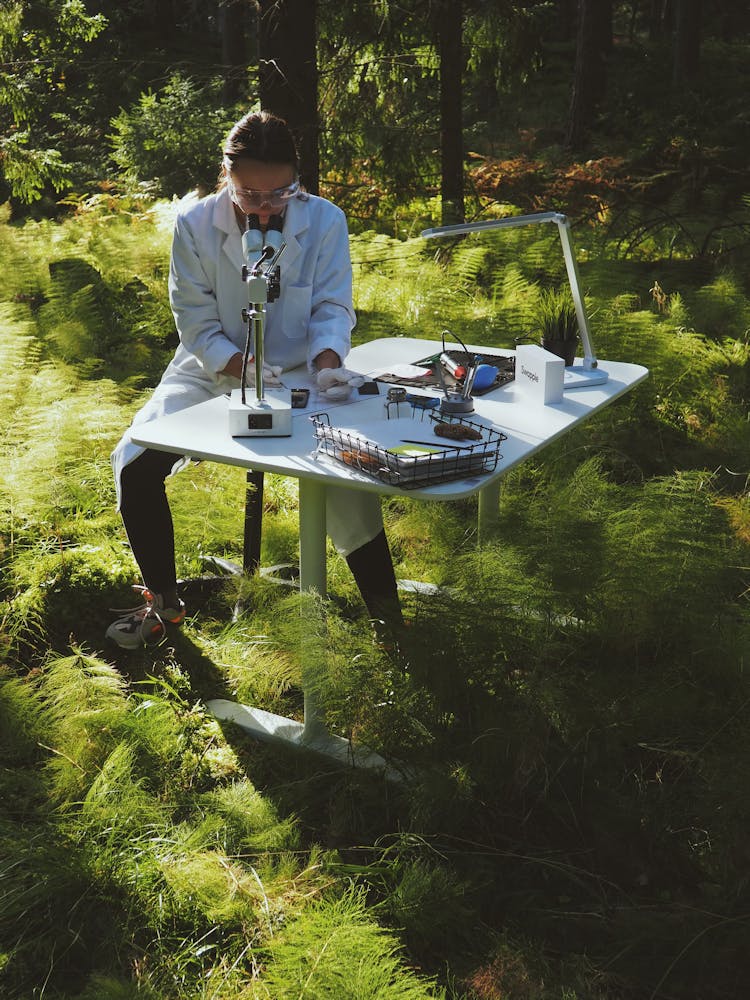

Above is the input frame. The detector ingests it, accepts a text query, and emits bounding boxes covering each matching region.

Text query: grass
[2,91,750,998]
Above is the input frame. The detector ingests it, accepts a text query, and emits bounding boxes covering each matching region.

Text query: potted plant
[536,287,579,366]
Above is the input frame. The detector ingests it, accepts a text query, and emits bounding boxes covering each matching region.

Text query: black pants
[119,449,401,622]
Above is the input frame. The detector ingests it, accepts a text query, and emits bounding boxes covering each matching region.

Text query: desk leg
[478,480,501,544]
[298,478,327,595]
[208,477,395,775]
[298,478,329,744]
[243,470,264,572]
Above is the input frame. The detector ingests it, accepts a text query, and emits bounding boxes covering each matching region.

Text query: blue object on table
[471,365,499,393]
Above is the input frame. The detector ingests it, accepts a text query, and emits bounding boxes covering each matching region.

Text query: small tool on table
[436,333,477,416]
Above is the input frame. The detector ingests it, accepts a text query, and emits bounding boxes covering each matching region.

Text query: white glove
[316,367,365,401]
[243,361,283,387]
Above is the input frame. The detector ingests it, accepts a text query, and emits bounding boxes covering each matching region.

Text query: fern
[351,233,453,339]
[157,846,266,927]
[0,823,112,1000]
[375,856,475,962]
[601,470,742,653]
[0,311,45,452]
[72,976,160,1000]
[200,780,300,853]
[40,649,130,802]
[75,742,170,864]
[202,613,302,711]
[1,192,750,1000]
[251,888,445,999]
[490,265,539,342]
[450,242,490,287]
[0,645,327,998]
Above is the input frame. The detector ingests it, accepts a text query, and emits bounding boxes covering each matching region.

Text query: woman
[107,110,401,649]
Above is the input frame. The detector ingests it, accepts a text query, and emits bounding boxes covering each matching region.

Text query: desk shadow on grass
[51,577,232,700]
[245,590,750,1000]
[198,581,563,847]
[86,580,750,999]
[204,591,632,985]
[105,630,229,706]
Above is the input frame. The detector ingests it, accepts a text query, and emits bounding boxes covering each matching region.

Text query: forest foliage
[1,3,750,1000]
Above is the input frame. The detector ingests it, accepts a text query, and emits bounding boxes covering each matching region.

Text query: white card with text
[515,344,565,404]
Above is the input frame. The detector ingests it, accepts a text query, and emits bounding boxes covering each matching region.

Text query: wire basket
[311,410,506,489]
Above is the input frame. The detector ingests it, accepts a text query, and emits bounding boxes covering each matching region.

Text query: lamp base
[563,364,610,389]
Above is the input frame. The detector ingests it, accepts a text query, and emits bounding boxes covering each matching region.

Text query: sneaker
[106,587,185,650]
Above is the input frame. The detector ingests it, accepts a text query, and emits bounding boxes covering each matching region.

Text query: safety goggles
[227,174,300,210]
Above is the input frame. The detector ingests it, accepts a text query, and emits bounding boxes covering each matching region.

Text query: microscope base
[229,387,293,437]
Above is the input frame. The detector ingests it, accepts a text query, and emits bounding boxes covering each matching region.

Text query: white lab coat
[111,187,383,556]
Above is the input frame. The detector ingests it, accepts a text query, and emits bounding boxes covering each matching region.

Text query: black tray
[375,349,515,396]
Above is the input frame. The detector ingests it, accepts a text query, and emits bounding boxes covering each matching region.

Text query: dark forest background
[4,0,749,235]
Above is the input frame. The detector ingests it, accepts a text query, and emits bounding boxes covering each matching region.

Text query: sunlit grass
[1,195,749,999]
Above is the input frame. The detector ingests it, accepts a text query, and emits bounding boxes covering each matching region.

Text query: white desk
[131,338,648,767]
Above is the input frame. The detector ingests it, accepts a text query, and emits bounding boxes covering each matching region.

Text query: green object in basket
[389,443,441,456]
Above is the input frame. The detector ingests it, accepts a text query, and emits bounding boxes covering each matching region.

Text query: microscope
[228,213,293,436]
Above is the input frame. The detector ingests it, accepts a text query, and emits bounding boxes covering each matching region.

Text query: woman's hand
[313,349,341,371]
[316,349,363,399]
[220,352,282,385]
[220,353,245,380]
[316,366,365,401]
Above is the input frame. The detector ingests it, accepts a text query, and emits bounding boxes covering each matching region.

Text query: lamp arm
[421,212,598,369]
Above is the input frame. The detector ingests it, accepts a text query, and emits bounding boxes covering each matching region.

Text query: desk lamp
[422,212,609,387]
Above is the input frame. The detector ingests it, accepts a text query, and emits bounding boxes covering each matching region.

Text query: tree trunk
[649,0,664,39]
[221,0,247,104]
[649,0,674,39]
[673,0,701,86]
[565,0,605,150]
[438,0,464,226]
[258,0,319,195]
[593,0,613,55]
[148,0,177,39]
[717,0,750,40]
[556,0,577,43]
